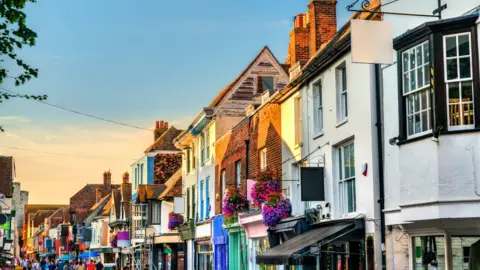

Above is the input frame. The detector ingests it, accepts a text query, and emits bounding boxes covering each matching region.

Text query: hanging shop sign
[195,223,211,239]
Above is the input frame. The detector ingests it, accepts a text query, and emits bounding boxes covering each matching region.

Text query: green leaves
[0,0,39,86]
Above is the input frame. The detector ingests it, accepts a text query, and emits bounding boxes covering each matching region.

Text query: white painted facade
[380,1,480,269]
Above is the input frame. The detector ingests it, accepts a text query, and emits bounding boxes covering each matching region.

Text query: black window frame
[394,14,480,145]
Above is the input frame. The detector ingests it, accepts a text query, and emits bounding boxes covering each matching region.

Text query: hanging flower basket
[251,168,281,207]
[168,212,184,230]
[222,187,249,226]
[261,192,292,227]
[109,234,117,248]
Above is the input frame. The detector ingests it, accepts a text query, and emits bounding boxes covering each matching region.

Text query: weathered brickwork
[0,156,13,197]
[214,102,282,214]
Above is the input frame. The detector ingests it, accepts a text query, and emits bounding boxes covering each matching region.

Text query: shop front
[196,222,213,270]
[257,218,366,270]
[178,220,195,270]
[238,211,272,270]
[153,234,184,270]
[212,215,228,270]
[225,221,247,270]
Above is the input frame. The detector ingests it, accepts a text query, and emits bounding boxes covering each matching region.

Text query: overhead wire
[0,87,154,131]
[0,144,135,160]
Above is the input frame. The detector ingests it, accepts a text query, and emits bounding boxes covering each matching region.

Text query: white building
[380,0,480,269]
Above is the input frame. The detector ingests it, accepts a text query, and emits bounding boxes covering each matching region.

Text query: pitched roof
[23,204,69,227]
[158,169,182,200]
[102,196,113,216]
[208,46,285,109]
[89,193,112,212]
[135,184,166,203]
[145,126,184,153]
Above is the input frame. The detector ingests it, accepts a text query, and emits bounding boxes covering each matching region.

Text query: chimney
[122,172,129,183]
[154,120,169,141]
[96,188,102,203]
[308,0,337,57]
[285,14,310,66]
[103,170,111,190]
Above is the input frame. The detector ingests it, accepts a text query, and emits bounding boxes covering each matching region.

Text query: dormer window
[394,14,479,143]
[258,76,274,93]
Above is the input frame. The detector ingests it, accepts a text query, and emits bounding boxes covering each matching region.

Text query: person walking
[94,261,103,270]
[33,260,39,270]
[86,261,95,270]
[76,261,84,270]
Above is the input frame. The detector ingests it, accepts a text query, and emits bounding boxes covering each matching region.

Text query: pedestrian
[27,260,33,270]
[94,261,103,270]
[86,260,95,270]
[40,259,46,270]
[143,264,148,270]
[33,260,39,270]
[76,261,84,270]
[22,260,28,270]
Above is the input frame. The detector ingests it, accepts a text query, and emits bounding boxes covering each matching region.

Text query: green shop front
[178,220,195,270]
[224,221,247,270]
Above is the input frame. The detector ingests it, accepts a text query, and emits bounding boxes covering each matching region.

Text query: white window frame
[402,41,432,138]
[260,148,267,171]
[336,64,348,123]
[221,169,226,201]
[443,32,474,131]
[205,129,210,161]
[338,141,356,216]
[235,160,241,187]
[312,81,323,135]
[294,96,303,145]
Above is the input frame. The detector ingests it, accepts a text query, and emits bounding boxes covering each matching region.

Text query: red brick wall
[214,102,282,214]
[0,156,13,197]
[69,184,119,222]
[308,0,337,57]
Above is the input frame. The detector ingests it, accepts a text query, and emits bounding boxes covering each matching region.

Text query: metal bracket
[346,0,446,19]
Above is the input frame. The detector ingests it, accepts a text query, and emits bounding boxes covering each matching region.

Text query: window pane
[421,111,429,131]
[449,83,460,101]
[421,90,428,110]
[446,59,458,80]
[462,81,473,102]
[403,52,409,72]
[458,34,470,56]
[414,92,420,112]
[341,68,347,91]
[451,237,480,269]
[415,114,421,133]
[459,57,471,78]
[408,116,414,135]
[449,104,461,126]
[404,73,410,93]
[423,43,429,63]
[261,76,274,91]
[344,146,350,179]
[410,70,417,90]
[423,65,429,87]
[412,236,446,270]
[416,46,422,66]
[445,36,457,57]
[349,145,355,177]
[347,179,355,213]
[417,67,423,88]
[463,103,474,125]
[409,50,416,70]
[338,149,343,180]
[407,95,414,114]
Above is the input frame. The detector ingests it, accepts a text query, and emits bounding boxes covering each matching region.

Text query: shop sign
[195,223,211,239]
[112,248,120,253]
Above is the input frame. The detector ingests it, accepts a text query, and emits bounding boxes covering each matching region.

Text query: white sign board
[173,197,185,214]
[351,19,393,64]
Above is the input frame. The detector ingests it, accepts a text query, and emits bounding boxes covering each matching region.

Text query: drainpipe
[245,116,252,193]
[374,64,387,270]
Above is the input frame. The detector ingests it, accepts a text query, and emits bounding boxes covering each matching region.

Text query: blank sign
[351,19,393,64]
[174,197,185,214]
[300,167,325,202]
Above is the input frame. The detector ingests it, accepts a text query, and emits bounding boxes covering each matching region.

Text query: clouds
[0,116,32,123]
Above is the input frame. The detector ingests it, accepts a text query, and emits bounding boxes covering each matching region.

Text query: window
[412,236,446,270]
[200,181,204,220]
[259,76,274,93]
[205,129,210,161]
[192,184,196,220]
[192,143,196,170]
[149,201,161,225]
[186,149,191,174]
[235,160,241,187]
[139,164,144,184]
[313,81,323,135]
[206,176,210,218]
[221,169,226,201]
[134,168,138,189]
[336,65,348,122]
[464,246,471,263]
[338,142,355,215]
[186,188,190,220]
[444,33,474,130]
[260,148,267,171]
[294,96,303,145]
[402,41,431,137]
[200,135,205,166]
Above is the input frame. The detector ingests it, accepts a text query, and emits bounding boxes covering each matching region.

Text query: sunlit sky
[0,0,352,204]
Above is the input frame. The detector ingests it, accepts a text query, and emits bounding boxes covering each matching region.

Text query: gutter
[374,64,387,270]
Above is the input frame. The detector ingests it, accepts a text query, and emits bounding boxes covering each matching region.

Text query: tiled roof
[102,196,113,216]
[23,204,68,227]
[145,126,184,153]
[89,193,112,211]
[158,169,182,200]
[135,184,166,203]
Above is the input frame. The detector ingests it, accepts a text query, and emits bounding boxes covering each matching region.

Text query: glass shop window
[412,236,446,269]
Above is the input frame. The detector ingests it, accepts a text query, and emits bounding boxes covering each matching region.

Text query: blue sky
[1,0,352,203]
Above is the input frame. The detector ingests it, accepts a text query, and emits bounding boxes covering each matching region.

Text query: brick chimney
[120,172,132,219]
[308,0,337,57]
[96,188,102,203]
[103,170,111,190]
[285,14,309,66]
[154,120,169,141]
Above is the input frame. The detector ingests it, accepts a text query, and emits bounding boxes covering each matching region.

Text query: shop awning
[257,222,355,265]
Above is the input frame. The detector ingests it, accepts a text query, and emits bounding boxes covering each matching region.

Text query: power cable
[0,87,154,131]
[0,144,135,160]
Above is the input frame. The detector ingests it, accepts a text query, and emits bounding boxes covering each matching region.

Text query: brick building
[214,101,282,215]
[0,156,14,197]
[69,171,120,223]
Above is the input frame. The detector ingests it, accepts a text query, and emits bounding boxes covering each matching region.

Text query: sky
[0,0,353,204]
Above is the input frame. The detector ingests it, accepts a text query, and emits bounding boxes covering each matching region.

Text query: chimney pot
[122,172,129,183]
[164,122,168,129]
[160,120,165,129]
[155,121,160,129]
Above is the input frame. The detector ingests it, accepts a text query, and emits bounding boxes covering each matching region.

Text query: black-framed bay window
[394,14,480,143]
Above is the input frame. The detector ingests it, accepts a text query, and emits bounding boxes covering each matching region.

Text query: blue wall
[212,215,228,270]
[131,155,154,200]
